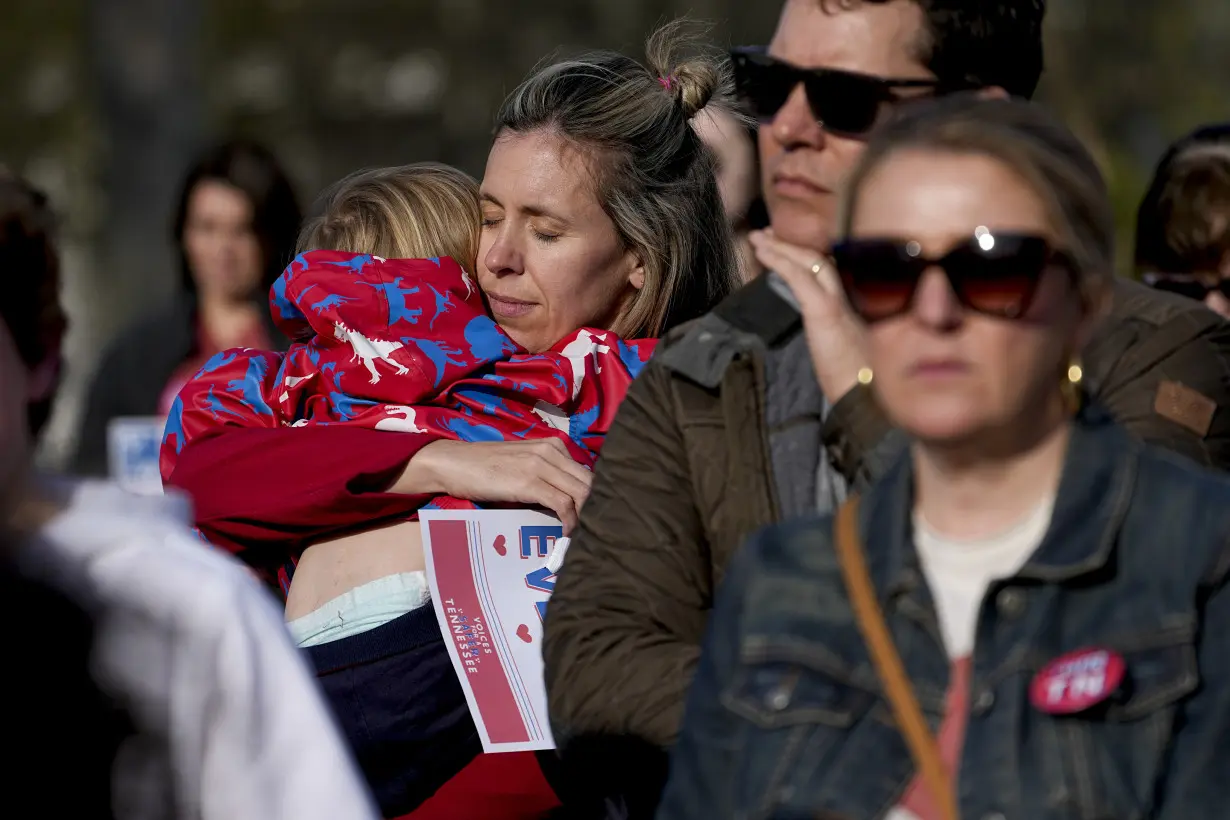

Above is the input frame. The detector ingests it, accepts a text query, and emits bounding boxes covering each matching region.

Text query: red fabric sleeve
[167,426,434,557]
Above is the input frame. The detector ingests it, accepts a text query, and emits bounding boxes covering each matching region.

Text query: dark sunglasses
[730,46,942,136]
[831,232,1077,323]
[1141,273,1230,302]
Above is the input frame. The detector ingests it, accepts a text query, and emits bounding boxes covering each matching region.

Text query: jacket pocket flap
[722,640,877,729]
[1106,641,1199,721]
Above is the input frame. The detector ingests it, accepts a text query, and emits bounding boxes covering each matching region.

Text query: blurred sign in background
[2,0,1227,465]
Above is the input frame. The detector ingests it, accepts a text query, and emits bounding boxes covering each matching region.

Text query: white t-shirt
[887,494,1053,820]
[914,495,1054,658]
[18,477,380,820]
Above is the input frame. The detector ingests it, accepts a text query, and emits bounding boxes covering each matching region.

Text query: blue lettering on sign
[525,566,556,622]
[520,525,563,559]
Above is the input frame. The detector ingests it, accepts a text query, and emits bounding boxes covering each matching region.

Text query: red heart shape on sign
[516,624,533,644]
[493,535,507,556]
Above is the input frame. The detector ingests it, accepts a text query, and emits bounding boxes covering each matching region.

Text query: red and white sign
[420,510,562,753]
[1029,647,1126,715]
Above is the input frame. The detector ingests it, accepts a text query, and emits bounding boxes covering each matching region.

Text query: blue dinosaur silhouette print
[427,284,454,331]
[226,357,274,416]
[288,251,313,275]
[482,373,539,393]
[617,340,650,379]
[311,291,359,314]
[445,416,506,442]
[360,277,422,327]
[194,350,238,380]
[329,392,377,422]
[406,338,468,387]
[463,315,518,364]
[568,403,601,447]
[163,395,188,453]
[323,254,377,276]
[203,385,246,421]
[270,274,305,323]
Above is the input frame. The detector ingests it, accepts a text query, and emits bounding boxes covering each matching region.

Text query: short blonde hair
[298,162,480,270]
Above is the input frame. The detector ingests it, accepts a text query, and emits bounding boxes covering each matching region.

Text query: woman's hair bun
[646,19,728,121]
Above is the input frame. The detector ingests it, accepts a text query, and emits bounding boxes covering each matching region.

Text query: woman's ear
[627,251,646,290]
[976,86,1010,101]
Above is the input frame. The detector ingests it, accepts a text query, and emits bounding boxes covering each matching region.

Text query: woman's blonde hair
[298,162,481,270]
[839,94,1115,312]
[495,19,742,339]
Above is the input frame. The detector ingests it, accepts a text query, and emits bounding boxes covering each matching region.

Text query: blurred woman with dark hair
[73,139,301,475]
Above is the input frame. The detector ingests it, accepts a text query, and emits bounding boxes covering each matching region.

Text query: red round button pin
[1029,647,1126,715]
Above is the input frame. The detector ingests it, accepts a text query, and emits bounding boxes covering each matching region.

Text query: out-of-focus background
[3,0,1227,465]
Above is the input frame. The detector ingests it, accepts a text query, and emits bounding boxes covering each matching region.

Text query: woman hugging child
[159,162,654,818]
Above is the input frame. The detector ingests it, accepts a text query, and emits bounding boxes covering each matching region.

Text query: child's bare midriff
[284,520,426,621]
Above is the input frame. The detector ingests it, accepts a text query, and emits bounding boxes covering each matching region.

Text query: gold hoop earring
[1062,358,1083,415]
[857,367,874,386]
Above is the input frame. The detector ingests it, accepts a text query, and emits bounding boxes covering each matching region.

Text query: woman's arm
[168,428,593,560]
[166,426,435,556]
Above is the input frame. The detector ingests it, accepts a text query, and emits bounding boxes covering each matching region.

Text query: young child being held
[162,162,654,535]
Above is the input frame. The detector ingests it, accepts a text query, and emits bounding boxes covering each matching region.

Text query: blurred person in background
[546,0,1230,815]
[1135,123,1230,318]
[693,106,762,280]
[72,139,301,476]
[0,168,378,820]
[161,20,740,820]
[661,94,1230,820]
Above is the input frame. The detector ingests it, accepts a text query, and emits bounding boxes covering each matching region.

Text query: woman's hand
[749,228,870,402]
[393,438,593,532]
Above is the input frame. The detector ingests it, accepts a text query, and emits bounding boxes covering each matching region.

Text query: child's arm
[160,349,285,483]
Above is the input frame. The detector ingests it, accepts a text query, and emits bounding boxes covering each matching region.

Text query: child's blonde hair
[297,162,480,270]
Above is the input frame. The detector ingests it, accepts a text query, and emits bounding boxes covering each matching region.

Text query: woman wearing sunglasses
[658,95,1230,820]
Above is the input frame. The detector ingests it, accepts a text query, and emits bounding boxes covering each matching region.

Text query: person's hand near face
[749,228,871,400]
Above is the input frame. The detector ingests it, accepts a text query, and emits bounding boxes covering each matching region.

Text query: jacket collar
[655,273,803,388]
[859,407,1139,595]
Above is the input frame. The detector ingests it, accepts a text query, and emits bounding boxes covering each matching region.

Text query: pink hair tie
[658,75,676,92]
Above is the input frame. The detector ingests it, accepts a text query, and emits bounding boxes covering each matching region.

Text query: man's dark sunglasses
[1142,272,1230,302]
[832,232,1077,323]
[730,46,943,136]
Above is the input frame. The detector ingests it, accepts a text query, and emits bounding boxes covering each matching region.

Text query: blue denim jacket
[658,414,1230,820]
